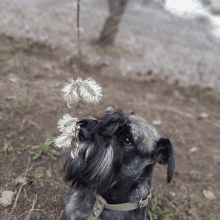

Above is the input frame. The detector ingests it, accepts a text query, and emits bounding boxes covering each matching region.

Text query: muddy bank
[0,0,220,91]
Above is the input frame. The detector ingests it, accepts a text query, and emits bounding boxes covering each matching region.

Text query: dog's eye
[119,127,124,134]
[122,137,132,145]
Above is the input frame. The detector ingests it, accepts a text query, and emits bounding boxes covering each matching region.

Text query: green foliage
[189,197,202,209]
[44,107,55,113]
[98,47,118,58]
[1,139,31,154]
[149,192,175,219]
[33,136,59,160]
[209,215,218,220]
[33,169,41,186]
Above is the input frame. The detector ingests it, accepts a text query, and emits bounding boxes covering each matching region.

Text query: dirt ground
[0,33,220,220]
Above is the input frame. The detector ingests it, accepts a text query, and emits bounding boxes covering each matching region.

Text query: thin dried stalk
[77,0,81,57]
[55,78,102,154]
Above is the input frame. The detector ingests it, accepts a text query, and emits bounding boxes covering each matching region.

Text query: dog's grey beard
[129,115,160,152]
[81,141,114,186]
[94,143,114,179]
[129,165,155,203]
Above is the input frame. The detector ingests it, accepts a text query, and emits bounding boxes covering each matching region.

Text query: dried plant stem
[0,159,48,192]
[7,157,31,219]
[77,0,81,57]
[24,195,37,220]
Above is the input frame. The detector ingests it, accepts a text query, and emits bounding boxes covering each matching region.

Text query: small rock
[55,69,61,75]
[56,82,60,87]
[200,112,209,119]
[189,146,198,153]
[64,55,71,62]
[0,191,15,207]
[169,191,176,197]
[43,64,52,70]
[9,75,18,83]
[25,24,30,31]
[5,96,15,101]
[190,98,197,102]
[152,120,162,125]
[203,190,216,199]
[145,93,157,100]
[14,177,28,185]
[174,90,184,100]
[207,173,213,178]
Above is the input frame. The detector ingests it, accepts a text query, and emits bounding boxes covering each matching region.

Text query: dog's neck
[76,167,154,205]
[77,184,131,204]
[102,167,154,204]
[101,182,134,204]
[85,176,152,205]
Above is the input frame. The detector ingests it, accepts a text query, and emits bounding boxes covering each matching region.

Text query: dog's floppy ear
[155,138,175,183]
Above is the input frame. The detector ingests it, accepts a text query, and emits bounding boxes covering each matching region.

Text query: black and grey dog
[63,107,175,220]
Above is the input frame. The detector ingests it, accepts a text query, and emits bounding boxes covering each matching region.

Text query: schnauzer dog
[63,107,175,220]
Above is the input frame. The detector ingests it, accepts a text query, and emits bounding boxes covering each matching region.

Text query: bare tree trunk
[95,0,130,46]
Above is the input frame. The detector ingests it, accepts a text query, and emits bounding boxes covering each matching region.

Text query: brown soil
[0,33,220,220]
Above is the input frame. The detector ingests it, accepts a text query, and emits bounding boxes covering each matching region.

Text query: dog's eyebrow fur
[88,108,130,136]
[128,115,160,152]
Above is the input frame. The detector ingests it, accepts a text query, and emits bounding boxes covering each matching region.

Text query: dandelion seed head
[54,133,74,149]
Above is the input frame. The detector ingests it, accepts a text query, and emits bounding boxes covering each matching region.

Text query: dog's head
[64,107,175,203]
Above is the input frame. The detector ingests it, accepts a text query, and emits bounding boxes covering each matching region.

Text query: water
[1,0,220,90]
[165,0,220,42]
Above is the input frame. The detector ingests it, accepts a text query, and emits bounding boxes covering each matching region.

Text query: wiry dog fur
[63,107,175,220]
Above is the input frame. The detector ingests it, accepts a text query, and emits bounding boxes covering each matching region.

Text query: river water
[1,0,220,90]
[165,0,220,43]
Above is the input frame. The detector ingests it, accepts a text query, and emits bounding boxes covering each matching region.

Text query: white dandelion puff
[62,78,102,107]
[54,133,74,149]
[57,114,78,133]
[62,80,79,107]
[55,77,103,155]
[79,77,102,103]
[63,124,77,135]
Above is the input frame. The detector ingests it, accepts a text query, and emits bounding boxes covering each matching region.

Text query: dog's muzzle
[86,191,151,220]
